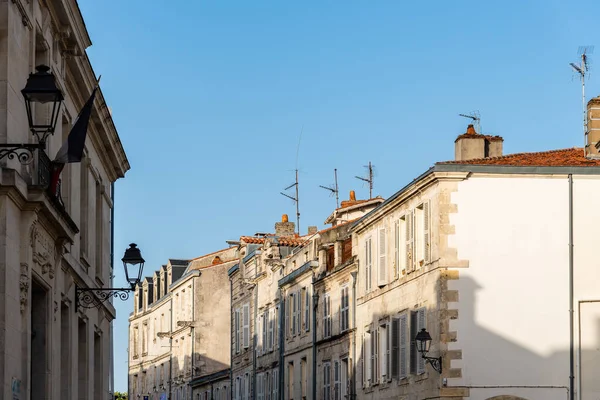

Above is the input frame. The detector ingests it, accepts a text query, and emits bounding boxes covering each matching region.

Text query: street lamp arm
[75,286,134,309]
[421,355,442,373]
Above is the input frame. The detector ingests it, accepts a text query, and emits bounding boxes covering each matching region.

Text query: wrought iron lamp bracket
[75,286,134,310]
[0,143,43,164]
[422,355,442,373]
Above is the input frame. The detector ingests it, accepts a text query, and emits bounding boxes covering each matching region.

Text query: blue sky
[78,0,600,391]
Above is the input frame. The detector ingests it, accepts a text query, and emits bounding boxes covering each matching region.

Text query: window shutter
[275,306,279,349]
[394,220,399,278]
[257,314,262,355]
[366,332,372,383]
[243,304,250,348]
[235,309,240,353]
[273,369,279,400]
[378,228,387,286]
[410,311,417,375]
[269,309,274,351]
[417,308,426,374]
[405,211,414,273]
[364,239,370,292]
[399,314,408,378]
[305,289,310,332]
[296,290,301,335]
[263,311,268,354]
[361,334,366,386]
[334,361,340,400]
[391,317,400,379]
[385,324,390,380]
[423,201,430,264]
[286,295,291,338]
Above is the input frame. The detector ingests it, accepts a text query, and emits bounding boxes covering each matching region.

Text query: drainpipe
[230,277,234,395]
[110,182,115,400]
[311,279,319,400]
[253,282,258,400]
[350,271,358,400]
[568,174,575,400]
[169,296,173,400]
[279,290,285,400]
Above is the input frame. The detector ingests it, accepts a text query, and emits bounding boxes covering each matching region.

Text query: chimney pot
[466,124,476,135]
[349,190,356,202]
[282,214,288,223]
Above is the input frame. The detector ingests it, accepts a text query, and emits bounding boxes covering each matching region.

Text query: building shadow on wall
[129,353,229,400]
[448,275,600,400]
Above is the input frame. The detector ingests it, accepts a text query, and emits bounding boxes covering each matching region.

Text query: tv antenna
[571,46,594,152]
[280,127,303,235]
[459,111,482,133]
[355,161,374,199]
[319,168,340,208]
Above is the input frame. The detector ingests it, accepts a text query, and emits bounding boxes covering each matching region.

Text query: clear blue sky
[78,0,600,391]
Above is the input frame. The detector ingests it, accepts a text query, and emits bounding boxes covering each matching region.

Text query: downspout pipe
[230,278,234,397]
[311,279,318,400]
[110,182,115,398]
[169,296,173,400]
[253,283,258,400]
[279,290,285,400]
[350,271,358,400]
[568,174,575,400]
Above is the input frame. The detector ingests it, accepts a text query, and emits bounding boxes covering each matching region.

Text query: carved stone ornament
[20,263,29,313]
[31,226,57,279]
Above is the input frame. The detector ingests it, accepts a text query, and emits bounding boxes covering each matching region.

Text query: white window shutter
[378,228,386,286]
[334,361,340,400]
[305,289,310,332]
[391,317,400,379]
[286,294,291,337]
[296,290,301,334]
[405,211,414,273]
[399,314,408,378]
[423,201,431,264]
[243,303,250,348]
[394,220,399,279]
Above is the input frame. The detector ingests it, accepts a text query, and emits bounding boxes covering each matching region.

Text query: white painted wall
[448,175,600,400]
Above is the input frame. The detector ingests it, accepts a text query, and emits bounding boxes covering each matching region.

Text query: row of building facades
[0,1,131,400]
[130,105,600,400]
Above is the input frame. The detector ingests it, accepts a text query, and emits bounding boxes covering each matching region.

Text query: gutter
[253,282,258,400]
[568,175,575,400]
[350,271,358,400]
[312,275,318,400]
[230,277,234,397]
[111,181,115,399]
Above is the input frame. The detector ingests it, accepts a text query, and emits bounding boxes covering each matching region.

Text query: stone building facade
[0,1,130,399]
[128,248,237,400]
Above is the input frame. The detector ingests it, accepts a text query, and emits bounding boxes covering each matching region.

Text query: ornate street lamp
[415,328,442,373]
[75,243,146,310]
[0,65,64,163]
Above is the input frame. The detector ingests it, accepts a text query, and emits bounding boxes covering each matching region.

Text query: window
[341,359,348,400]
[404,212,414,273]
[378,228,387,286]
[323,362,331,400]
[133,325,139,358]
[234,377,241,400]
[142,322,148,355]
[301,358,307,398]
[340,286,349,332]
[262,310,267,354]
[334,360,341,400]
[267,308,273,351]
[243,304,250,348]
[80,156,89,258]
[235,308,241,354]
[303,287,310,332]
[371,327,379,384]
[95,180,103,278]
[323,293,332,338]
[362,329,371,385]
[410,308,426,374]
[265,372,271,400]
[379,322,389,382]
[391,314,409,379]
[257,373,264,400]
[288,362,294,400]
[364,237,372,291]
[273,369,279,400]
[244,373,249,400]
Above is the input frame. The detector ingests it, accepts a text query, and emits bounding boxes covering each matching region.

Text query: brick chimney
[275,214,295,237]
[587,96,600,158]
[455,124,503,161]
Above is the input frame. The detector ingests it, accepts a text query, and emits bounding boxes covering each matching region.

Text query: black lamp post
[0,65,63,163]
[75,243,146,310]
[415,328,442,373]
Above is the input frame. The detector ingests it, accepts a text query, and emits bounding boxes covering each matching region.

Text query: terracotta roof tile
[437,148,600,167]
[240,235,307,247]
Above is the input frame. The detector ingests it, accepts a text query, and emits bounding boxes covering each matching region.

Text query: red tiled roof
[437,148,600,167]
[240,235,307,247]
[318,218,359,234]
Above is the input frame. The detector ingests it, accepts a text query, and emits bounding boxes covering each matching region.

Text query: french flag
[49,83,98,196]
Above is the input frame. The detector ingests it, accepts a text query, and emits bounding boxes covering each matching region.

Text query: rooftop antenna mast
[280,127,303,235]
[319,168,340,208]
[355,161,374,199]
[459,111,482,133]
[571,46,594,153]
